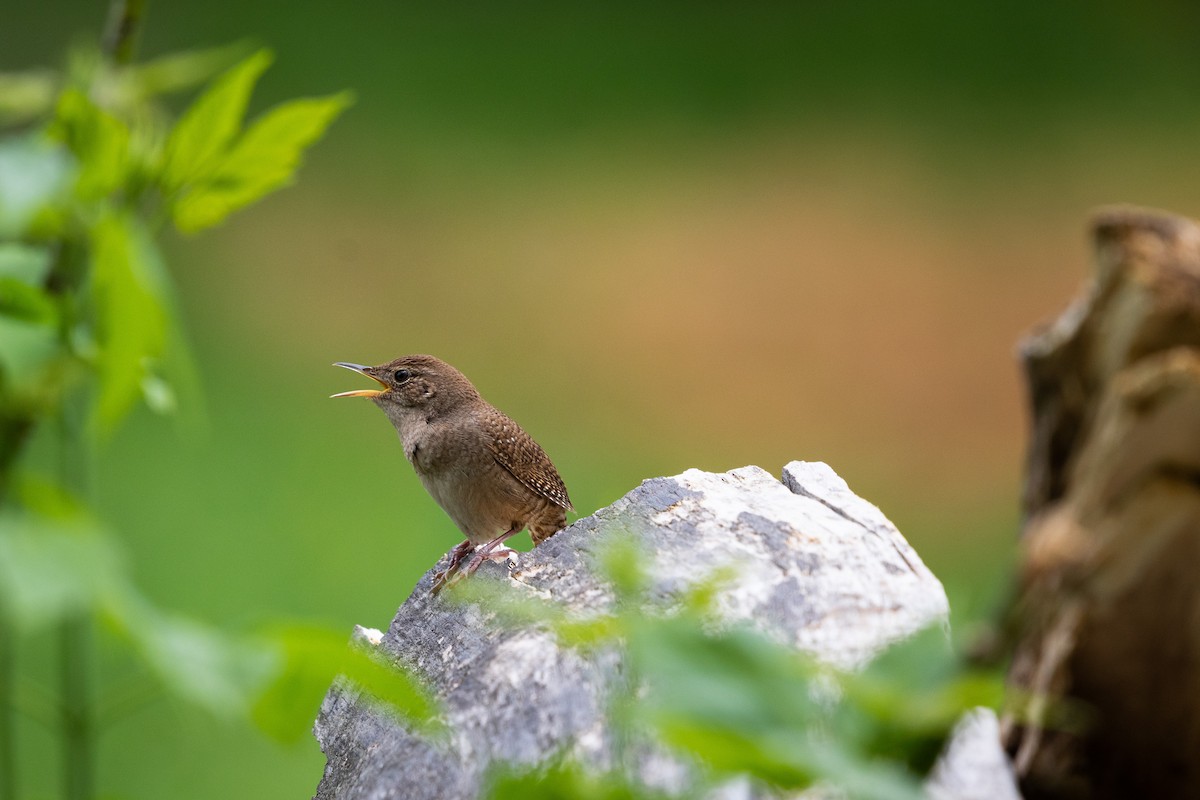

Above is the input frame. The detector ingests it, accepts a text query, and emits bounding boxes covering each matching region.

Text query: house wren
[332,355,572,589]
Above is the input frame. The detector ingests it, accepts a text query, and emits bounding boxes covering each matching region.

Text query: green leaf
[835,626,1003,774]
[110,589,277,717]
[170,91,351,233]
[12,473,89,520]
[52,89,131,200]
[126,43,250,100]
[632,620,821,734]
[0,243,56,326]
[0,135,73,237]
[0,316,62,402]
[627,616,940,796]
[88,211,170,435]
[0,485,275,719]
[800,740,926,800]
[161,49,273,189]
[858,625,957,692]
[625,618,827,788]
[0,511,124,632]
[595,532,648,600]
[252,624,439,743]
[660,717,811,785]
[155,323,206,430]
[0,69,58,126]
[462,538,994,799]
[213,92,352,190]
[0,278,56,324]
[0,243,52,284]
[487,760,669,800]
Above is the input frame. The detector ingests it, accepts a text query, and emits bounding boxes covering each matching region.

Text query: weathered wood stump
[1005,207,1200,799]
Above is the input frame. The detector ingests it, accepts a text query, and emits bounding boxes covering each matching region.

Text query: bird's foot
[431,540,476,595]
[462,545,520,577]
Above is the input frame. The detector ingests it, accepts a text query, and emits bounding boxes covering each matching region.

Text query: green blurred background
[6,1,1200,796]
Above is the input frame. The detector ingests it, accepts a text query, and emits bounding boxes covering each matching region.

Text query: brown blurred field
[193,126,1174,571]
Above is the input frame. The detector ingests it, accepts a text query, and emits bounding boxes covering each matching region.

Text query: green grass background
[5,1,1200,796]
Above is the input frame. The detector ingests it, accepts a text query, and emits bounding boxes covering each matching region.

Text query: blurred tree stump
[1005,207,1200,799]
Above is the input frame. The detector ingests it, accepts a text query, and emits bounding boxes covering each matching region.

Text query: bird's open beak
[331,362,387,398]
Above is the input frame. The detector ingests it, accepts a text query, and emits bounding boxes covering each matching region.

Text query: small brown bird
[332,355,572,590]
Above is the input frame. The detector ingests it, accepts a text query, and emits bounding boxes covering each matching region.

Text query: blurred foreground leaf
[630,619,827,789]
[630,619,995,799]
[836,625,1005,773]
[633,620,822,734]
[0,69,58,126]
[0,277,56,324]
[0,510,122,631]
[88,210,170,435]
[111,589,276,717]
[253,624,440,744]
[125,43,250,101]
[52,88,130,200]
[467,541,1001,800]
[0,242,52,284]
[0,497,433,729]
[0,315,61,402]
[488,760,670,800]
[0,489,270,717]
[0,244,60,400]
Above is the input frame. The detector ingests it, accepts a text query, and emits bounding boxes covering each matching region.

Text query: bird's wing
[480,408,573,511]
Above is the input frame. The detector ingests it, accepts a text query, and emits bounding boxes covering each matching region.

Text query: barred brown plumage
[481,409,573,512]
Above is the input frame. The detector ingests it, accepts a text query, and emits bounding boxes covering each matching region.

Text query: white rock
[314,463,952,799]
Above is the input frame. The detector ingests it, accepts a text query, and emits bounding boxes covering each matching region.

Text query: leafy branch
[0,10,428,800]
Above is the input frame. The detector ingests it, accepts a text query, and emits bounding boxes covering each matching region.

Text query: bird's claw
[463,546,520,577]
[431,541,521,595]
[430,567,459,595]
[431,540,477,595]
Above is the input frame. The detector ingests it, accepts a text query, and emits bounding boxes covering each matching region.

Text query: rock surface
[313,462,957,799]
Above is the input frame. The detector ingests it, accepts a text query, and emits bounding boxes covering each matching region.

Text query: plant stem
[60,617,91,800]
[50,1,156,786]
[0,417,34,503]
[58,404,92,800]
[0,419,32,800]
[3,7,153,799]
[102,0,147,66]
[0,614,15,800]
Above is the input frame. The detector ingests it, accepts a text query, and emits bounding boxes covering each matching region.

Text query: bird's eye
[393,369,411,383]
